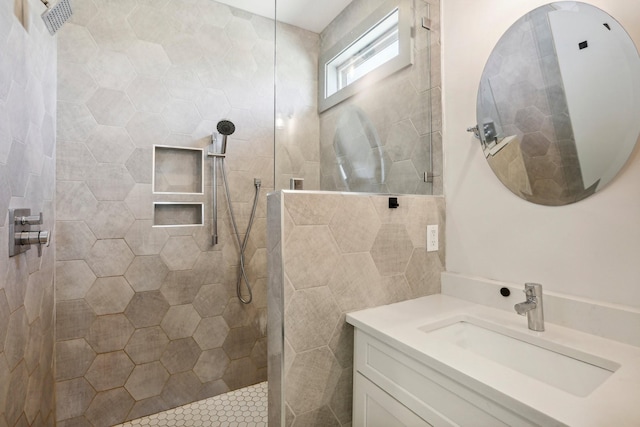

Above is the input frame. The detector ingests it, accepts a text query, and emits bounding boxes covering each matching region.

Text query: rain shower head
[217,120,235,136]
[216,120,235,154]
[41,0,73,36]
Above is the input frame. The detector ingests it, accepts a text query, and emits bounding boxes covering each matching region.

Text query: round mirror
[476,2,640,206]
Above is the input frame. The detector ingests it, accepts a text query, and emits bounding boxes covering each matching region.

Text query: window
[319,0,412,112]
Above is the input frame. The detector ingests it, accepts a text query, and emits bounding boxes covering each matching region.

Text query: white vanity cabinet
[348,295,640,427]
[352,329,549,427]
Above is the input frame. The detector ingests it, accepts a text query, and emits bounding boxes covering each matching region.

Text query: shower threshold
[114,381,267,427]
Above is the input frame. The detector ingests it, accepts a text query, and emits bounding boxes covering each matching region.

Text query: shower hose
[220,160,261,304]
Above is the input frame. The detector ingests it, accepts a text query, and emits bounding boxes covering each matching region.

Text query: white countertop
[346,295,640,427]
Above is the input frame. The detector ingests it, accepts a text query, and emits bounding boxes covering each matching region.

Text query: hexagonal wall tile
[125,361,170,400]
[124,291,170,329]
[125,40,172,77]
[223,48,257,80]
[126,112,170,148]
[55,339,96,381]
[125,220,170,256]
[86,125,135,164]
[285,287,341,353]
[224,17,258,50]
[370,224,414,276]
[86,50,137,91]
[328,196,380,253]
[86,239,134,277]
[85,388,135,427]
[57,61,97,103]
[222,357,262,390]
[404,250,443,297]
[85,351,134,391]
[160,270,203,305]
[127,6,178,44]
[284,226,341,290]
[222,326,256,360]
[86,201,135,239]
[125,326,169,364]
[328,253,382,312]
[56,299,96,341]
[385,120,419,162]
[160,236,200,271]
[55,260,96,301]
[85,164,136,201]
[160,304,201,340]
[86,314,135,353]
[125,148,153,184]
[160,337,201,374]
[57,23,98,64]
[86,277,135,315]
[193,316,229,350]
[125,184,153,219]
[162,33,204,65]
[194,88,230,122]
[86,88,136,127]
[161,99,202,134]
[56,142,96,182]
[4,307,28,370]
[57,101,98,142]
[85,9,137,52]
[125,256,169,292]
[285,347,342,415]
[285,193,341,226]
[56,181,98,221]
[126,76,172,113]
[55,377,95,421]
[161,371,203,408]
[193,284,229,318]
[55,222,97,262]
[193,348,229,383]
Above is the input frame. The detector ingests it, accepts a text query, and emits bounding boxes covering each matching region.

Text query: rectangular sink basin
[420,317,620,397]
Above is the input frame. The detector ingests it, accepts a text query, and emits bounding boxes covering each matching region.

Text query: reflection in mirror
[275,0,443,195]
[476,2,640,206]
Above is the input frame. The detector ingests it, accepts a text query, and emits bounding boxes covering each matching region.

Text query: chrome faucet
[514,283,544,332]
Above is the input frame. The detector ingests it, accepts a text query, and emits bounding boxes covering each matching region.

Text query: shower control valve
[9,208,51,257]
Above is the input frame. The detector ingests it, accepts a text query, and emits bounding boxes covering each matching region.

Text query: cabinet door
[354,373,433,427]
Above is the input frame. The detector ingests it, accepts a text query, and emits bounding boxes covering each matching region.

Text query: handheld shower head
[41,0,73,35]
[216,120,235,154]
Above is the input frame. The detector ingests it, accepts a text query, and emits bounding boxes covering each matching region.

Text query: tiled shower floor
[115,382,268,427]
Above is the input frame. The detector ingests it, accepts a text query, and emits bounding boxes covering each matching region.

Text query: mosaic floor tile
[116,382,267,427]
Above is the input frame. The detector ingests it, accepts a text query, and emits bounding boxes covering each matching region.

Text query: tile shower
[54,1,276,425]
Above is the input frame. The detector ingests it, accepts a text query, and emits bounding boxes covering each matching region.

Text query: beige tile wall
[55,0,276,425]
[268,191,445,426]
[0,0,57,425]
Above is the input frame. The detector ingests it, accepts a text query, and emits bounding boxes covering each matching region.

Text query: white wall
[442,0,640,308]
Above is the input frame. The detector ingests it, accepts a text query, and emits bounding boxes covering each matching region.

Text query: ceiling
[214,0,353,33]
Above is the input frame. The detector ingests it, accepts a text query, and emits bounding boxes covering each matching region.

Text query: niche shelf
[153,203,204,227]
[153,145,204,194]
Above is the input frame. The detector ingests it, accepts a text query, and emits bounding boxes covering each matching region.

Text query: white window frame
[318,0,413,112]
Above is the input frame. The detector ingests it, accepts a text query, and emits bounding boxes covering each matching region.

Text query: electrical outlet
[427,225,438,252]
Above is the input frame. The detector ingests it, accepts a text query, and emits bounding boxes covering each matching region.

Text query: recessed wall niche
[153,145,204,194]
[153,203,204,226]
